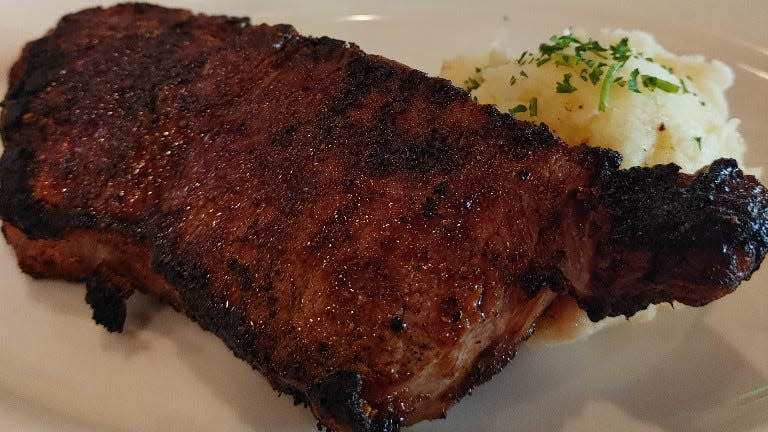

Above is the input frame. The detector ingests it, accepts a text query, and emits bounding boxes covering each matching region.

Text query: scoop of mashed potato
[440,29,748,342]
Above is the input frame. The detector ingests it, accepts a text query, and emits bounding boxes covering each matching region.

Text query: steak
[1,4,766,431]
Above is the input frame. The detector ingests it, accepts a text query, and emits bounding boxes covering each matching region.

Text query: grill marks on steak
[1,4,767,432]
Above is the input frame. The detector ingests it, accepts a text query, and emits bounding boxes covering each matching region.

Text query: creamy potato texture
[441,29,746,172]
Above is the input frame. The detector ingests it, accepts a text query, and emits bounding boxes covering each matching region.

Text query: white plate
[1,1,766,431]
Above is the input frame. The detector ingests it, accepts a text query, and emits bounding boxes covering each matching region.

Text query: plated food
[1,3,765,432]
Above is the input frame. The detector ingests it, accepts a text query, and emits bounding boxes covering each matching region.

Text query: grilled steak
[1,4,766,431]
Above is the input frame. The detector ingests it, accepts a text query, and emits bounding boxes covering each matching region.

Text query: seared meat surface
[1,4,766,431]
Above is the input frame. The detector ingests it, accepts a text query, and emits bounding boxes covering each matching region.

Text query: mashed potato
[441,29,746,172]
[440,29,749,342]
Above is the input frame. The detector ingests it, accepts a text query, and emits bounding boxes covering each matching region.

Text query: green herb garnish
[502,30,698,130]
[516,50,529,65]
[628,68,641,93]
[464,77,480,91]
[610,38,631,62]
[599,62,621,112]
[736,385,768,402]
[641,75,680,93]
[529,97,538,116]
[540,33,580,56]
[508,104,527,116]
[588,64,605,84]
[575,39,608,59]
[694,136,702,150]
[556,73,577,93]
[556,53,580,68]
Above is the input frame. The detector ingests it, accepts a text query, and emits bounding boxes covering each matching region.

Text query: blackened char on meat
[1,4,766,432]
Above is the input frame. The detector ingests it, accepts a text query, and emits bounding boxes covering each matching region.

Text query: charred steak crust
[580,159,768,321]
[1,4,766,432]
[0,5,584,429]
[308,371,401,432]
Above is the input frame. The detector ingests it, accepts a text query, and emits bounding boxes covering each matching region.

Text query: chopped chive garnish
[736,385,768,402]
[694,136,702,150]
[498,30,695,116]
[464,77,480,91]
[599,62,621,112]
[610,38,631,62]
[529,97,538,116]
[556,73,577,93]
[516,50,529,65]
[588,64,605,85]
[575,39,607,58]
[556,53,579,67]
[536,56,552,67]
[508,104,527,116]
[641,75,680,93]
[628,68,641,93]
